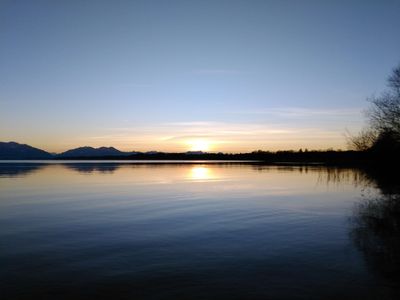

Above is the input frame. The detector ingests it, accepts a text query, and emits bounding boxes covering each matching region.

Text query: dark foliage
[350,63,400,158]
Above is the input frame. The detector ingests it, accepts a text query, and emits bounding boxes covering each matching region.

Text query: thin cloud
[163,135,215,141]
[86,118,361,152]
[163,121,220,127]
[231,107,362,118]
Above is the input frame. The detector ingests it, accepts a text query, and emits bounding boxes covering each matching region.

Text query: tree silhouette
[349,64,400,154]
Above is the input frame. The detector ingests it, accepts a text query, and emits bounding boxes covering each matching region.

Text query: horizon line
[1,140,349,155]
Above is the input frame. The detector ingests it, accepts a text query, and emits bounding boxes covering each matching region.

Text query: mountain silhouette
[1,141,399,166]
[57,146,126,158]
[0,142,53,159]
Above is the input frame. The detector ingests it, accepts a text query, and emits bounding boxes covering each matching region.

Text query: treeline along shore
[1,141,398,166]
[3,140,400,168]
[51,150,397,166]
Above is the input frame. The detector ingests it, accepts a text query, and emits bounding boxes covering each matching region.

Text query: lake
[0,162,399,299]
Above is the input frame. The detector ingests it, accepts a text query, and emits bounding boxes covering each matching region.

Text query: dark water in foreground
[0,162,399,299]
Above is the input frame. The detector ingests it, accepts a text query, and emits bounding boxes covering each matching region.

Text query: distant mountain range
[0,141,202,159]
[1,141,378,164]
[0,142,135,159]
[0,142,53,159]
[58,146,127,158]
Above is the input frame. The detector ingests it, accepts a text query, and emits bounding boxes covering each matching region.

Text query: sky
[1,0,400,153]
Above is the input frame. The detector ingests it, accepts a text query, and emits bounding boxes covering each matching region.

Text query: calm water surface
[0,162,399,299]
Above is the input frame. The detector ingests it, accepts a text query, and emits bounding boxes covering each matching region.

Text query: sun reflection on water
[188,166,214,181]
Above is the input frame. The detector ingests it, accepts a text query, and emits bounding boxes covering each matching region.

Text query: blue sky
[1,0,400,152]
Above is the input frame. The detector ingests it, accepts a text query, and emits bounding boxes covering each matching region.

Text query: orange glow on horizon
[185,139,212,152]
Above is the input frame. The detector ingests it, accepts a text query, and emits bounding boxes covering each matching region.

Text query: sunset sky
[1,0,400,153]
